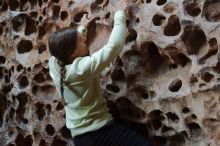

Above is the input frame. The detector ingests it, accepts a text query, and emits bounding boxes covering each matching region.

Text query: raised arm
[65,10,127,80]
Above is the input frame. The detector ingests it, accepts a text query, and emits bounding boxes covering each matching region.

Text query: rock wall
[0,0,220,146]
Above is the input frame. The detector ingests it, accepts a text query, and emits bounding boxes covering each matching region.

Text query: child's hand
[112,0,133,19]
[112,0,130,11]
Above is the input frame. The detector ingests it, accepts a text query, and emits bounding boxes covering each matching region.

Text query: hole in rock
[10,66,14,73]
[213,61,220,74]
[61,11,68,20]
[18,76,29,88]
[16,64,23,72]
[91,3,102,13]
[5,75,10,83]
[169,79,182,92]
[38,44,47,54]
[182,25,207,55]
[15,134,33,146]
[45,124,55,136]
[33,73,45,83]
[25,16,37,35]
[203,0,220,22]
[169,133,186,145]
[32,85,56,98]
[56,101,64,111]
[30,11,38,17]
[20,0,29,11]
[35,102,46,121]
[106,84,120,93]
[125,29,137,43]
[52,5,61,20]
[151,136,167,145]
[146,0,151,3]
[187,122,201,132]
[199,38,218,64]
[190,75,198,83]
[191,114,197,119]
[74,11,88,23]
[105,12,110,19]
[150,119,162,130]
[111,68,125,81]
[199,50,218,64]
[182,107,190,113]
[38,0,43,7]
[165,46,191,67]
[8,0,19,11]
[166,112,179,122]
[114,56,123,68]
[0,26,3,35]
[39,139,47,146]
[184,0,201,17]
[51,137,67,146]
[169,63,177,69]
[38,25,46,38]
[17,39,33,54]
[0,1,8,12]
[130,85,149,99]
[140,41,164,73]
[201,72,214,83]
[28,0,38,9]
[136,17,140,23]
[164,14,181,36]
[51,0,59,3]
[16,92,28,110]
[0,67,4,79]
[11,14,27,32]
[60,125,72,139]
[3,84,13,94]
[148,109,165,121]
[15,107,26,124]
[209,37,218,50]
[157,0,167,5]
[46,104,51,115]
[199,83,206,88]
[161,125,174,133]
[9,108,15,122]
[0,93,7,127]
[152,14,166,26]
[0,56,6,64]
[116,97,146,119]
[95,0,103,5]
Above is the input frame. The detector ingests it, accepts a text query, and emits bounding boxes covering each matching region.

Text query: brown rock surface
[0,0,220,146]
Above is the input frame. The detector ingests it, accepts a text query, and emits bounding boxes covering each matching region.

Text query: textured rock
[0,0,220,146]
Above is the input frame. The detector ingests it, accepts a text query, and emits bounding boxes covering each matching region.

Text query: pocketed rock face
[0,0,220,146]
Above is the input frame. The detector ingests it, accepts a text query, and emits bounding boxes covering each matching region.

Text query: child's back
[48,10,126,138]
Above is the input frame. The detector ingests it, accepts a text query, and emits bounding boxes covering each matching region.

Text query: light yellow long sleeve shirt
[48,10,126,137]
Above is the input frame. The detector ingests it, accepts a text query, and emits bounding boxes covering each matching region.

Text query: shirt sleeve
[66,10,127,80]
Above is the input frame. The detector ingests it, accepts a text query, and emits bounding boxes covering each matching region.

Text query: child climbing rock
[48,0,153,145]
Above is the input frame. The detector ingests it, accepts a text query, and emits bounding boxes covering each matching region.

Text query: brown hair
[48,27,77,99]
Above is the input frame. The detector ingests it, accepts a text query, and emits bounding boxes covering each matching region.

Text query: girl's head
[48,27,89,100]
[48,27,89,65]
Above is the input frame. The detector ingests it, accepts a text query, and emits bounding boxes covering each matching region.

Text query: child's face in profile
[68,31,89,62]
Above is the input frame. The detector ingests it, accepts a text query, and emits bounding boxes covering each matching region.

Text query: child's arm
[67,10,126,79]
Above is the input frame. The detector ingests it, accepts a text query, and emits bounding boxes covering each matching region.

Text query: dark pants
[73,119,153,146]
